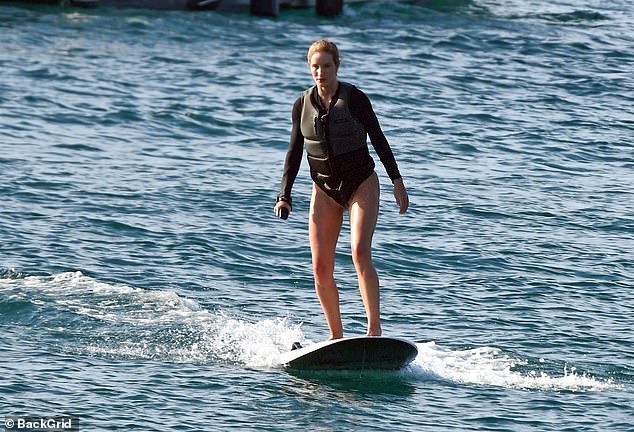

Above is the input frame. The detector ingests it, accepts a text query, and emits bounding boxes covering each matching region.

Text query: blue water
[1,0,633,430]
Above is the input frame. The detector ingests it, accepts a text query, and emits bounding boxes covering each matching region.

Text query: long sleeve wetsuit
[278,84,401,206]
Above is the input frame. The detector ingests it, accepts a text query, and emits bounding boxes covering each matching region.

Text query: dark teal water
[1,1,632,430]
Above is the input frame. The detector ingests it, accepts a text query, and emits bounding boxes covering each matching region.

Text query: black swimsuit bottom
[312,164,375,207]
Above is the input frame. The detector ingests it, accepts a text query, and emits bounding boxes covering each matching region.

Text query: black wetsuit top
[278,83,401,207]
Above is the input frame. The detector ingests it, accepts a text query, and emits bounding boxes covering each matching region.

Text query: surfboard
[280,336,418,371]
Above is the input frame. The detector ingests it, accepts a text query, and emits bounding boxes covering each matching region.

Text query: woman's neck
[317,81,338,108]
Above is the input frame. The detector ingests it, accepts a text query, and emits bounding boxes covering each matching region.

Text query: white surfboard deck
[280,336,418,371]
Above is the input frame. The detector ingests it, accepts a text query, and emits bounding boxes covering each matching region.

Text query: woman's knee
[312,256,335,283]
[351,241,373,269]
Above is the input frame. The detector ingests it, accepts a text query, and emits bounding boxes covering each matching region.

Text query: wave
[0,271,304,367]
[2,271,623,392]
[407,342,621,392]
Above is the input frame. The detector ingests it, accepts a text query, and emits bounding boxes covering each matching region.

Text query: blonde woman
[275,39,409,340]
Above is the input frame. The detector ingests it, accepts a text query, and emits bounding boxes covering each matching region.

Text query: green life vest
[300,82,372,179]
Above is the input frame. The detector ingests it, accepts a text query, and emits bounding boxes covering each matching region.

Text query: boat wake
[406,342,621,392]
[0,271,622,392]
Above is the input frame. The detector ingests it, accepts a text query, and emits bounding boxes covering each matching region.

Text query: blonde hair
[307,39,341,67]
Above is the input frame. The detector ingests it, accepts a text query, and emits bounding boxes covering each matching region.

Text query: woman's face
[309,50,338,89]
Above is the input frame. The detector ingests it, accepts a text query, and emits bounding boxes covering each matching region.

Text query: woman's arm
[350,87,402,182]
[277,96,305,207]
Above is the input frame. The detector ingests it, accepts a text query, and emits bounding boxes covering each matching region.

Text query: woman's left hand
[393,178,409,214]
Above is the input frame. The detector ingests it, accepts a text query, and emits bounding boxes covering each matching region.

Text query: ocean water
[1,0,632,430]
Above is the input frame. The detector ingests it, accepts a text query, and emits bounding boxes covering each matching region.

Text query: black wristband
[276,194,292,208]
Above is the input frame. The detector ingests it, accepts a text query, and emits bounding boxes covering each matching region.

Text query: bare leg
[348,173,381,336]
[309,184,344,339]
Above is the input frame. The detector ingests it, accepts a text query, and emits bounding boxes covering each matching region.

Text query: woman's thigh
[309,184,344,273]
[348,173,380,257]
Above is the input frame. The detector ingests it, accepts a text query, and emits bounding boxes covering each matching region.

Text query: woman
[274,39,409,340]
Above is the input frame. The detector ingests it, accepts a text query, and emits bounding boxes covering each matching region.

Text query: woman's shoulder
[339,81,363,92]
[292,89,311,116]
[294,85,315,105]
[339,82,369,101]
[300,85,316,96]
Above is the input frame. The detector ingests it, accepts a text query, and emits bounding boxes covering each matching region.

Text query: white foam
[406,341,621,392]
[197,312,305,368]
[84,314,304,367]
[19,271,202,324]
[2,272,623,390]
[4,271,306,366]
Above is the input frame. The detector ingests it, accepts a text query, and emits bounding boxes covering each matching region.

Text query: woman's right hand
[274,201,292,220]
